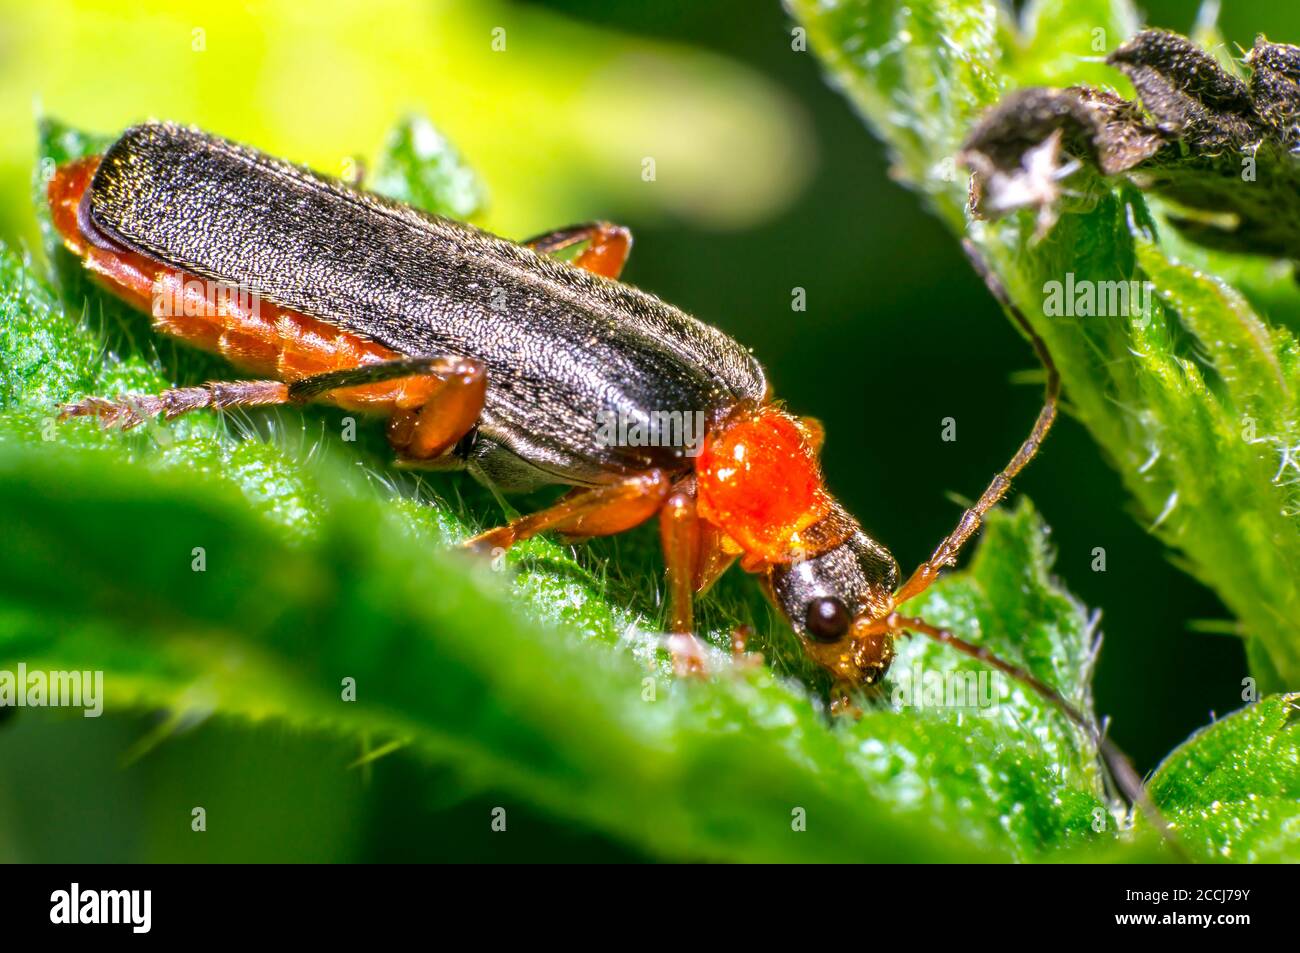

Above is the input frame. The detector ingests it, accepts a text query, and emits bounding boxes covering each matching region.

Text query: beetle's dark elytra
[87,123,767,489]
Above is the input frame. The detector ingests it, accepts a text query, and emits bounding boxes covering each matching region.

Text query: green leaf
[1151,693,1300,863]
[788,0,1300,688]
[0,243,92,412]
[0,114,1190,861]
[370,114,485,219]
[0,434,1134,862]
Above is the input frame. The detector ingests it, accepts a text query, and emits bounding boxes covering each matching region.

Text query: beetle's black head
[766,507,900,688]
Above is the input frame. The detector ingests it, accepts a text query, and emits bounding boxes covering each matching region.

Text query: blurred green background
[0,0,1289,861]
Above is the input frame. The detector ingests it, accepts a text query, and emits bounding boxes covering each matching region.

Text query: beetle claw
[60,395,148,430]
[667,632,709,678]
[729,625,764,670]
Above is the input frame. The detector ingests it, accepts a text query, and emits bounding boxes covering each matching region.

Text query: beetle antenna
[884,611,1186,857]
[888,240,1060,609]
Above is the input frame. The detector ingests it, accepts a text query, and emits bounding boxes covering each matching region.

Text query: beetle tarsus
[667,632,708,677]
[464,470,672,556]
[60,381,290,430]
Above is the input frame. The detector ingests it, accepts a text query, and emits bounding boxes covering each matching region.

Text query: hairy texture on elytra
[88,123,767,490]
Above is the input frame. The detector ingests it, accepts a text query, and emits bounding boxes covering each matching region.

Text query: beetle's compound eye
[805,596,851,642]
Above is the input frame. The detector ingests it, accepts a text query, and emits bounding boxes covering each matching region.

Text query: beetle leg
[523,221,633,279]
[660,487,701,638]
[61,380,291,430]
[694,520,738,595]
[659,487,738,621]
[658,484,740,676]
[61,356,485,450]
[282,355,476,402]
[382,364,486,462]
[889,240,1060,609]
[288,355,487,462]
[465,469,672,555]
